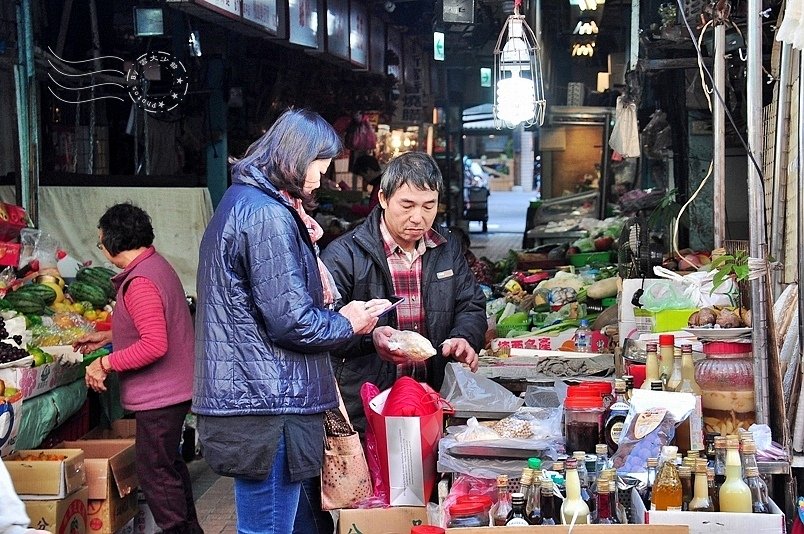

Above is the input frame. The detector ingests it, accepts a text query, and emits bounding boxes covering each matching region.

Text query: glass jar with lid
[694,341,755,436]
[564,394,604,453]
[448,499,491,528]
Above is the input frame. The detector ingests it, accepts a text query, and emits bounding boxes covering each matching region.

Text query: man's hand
[441,338,478,372]
[372,326,409,365]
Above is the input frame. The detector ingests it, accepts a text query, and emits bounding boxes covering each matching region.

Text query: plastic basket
[568,251,615,267]
[633,308,698,333]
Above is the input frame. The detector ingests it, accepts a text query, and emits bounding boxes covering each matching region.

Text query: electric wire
[674,0,766,187]
[667,1,770,276]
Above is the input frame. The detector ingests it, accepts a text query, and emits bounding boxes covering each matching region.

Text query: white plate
[684,327,752,340]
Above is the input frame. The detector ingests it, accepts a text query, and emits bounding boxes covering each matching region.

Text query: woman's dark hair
[232,108,342,209]
[98,203,154,256]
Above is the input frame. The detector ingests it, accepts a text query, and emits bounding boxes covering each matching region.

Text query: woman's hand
[85,357,109,393]
[72,331,113,354]
[339,300,379,335]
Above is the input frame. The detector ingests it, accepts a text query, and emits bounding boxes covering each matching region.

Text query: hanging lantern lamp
[493,0,546,129]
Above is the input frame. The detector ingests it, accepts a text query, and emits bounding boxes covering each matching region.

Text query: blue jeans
[234,435,332,534]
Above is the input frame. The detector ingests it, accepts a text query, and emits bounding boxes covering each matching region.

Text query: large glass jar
[564,395,604,453]
[694,341,755,436]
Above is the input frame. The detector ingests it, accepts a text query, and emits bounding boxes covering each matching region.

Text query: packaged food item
[610,389,695,473]
[388,330,437,361]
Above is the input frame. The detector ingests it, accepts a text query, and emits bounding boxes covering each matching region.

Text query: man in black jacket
[321,152,487,433]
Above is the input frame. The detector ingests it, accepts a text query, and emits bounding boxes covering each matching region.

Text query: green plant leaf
[710,255,734,270]
[712,269,728,292]
[734,264,750,280]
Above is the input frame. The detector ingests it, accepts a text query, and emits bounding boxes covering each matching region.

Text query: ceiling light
[492,0,546,129]
[571,41,595,57]
[572,20,599,35]
[384,1,396,13]
[569,0,604,11]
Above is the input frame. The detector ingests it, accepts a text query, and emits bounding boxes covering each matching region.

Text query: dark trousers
[135,401,203,534]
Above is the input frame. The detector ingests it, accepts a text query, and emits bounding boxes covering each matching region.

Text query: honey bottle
[651,446,682,511]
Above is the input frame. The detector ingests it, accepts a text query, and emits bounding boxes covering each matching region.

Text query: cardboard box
[6,448,86,499]
[337,507,429,534]
[631,488,785,534]
[0,390,23,457]
[24,485,89,534]
[61,440,139,534]
[82,420,137,441]
[0,360,84,399]
[446,527,688,534]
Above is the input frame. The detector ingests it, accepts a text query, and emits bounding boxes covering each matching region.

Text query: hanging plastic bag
[345,114,377,151]
[609,96,641,158]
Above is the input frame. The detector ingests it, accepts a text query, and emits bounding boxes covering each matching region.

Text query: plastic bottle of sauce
[641,343,660,389]
[719,436,752,512]
[561,458,590,524]
[665,348,683,392]
[688,459,714,512]
[675,344,703,453]
[659,334,675,383]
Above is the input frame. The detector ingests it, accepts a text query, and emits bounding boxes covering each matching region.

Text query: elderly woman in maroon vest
[73,203,202,534]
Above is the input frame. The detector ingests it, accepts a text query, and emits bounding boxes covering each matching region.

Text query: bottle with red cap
[658,334,675,383]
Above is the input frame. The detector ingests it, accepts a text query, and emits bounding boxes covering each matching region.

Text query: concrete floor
[189,191,534,533]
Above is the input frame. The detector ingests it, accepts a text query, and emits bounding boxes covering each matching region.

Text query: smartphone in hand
[377,296,405,317]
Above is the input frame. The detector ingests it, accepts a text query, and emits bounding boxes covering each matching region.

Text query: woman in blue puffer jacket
[194,109,380,534]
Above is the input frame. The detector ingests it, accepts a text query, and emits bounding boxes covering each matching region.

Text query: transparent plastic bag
[20,228,60,269]
[639,279,695,312]
[611,389,695,473]
[454,418,501,442]
[440,362,524,412]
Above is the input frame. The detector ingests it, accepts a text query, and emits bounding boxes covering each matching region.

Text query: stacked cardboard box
[5,448,88,534]
[60,439,138,534]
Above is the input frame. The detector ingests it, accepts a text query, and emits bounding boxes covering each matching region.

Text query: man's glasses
[96,241,104,250]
